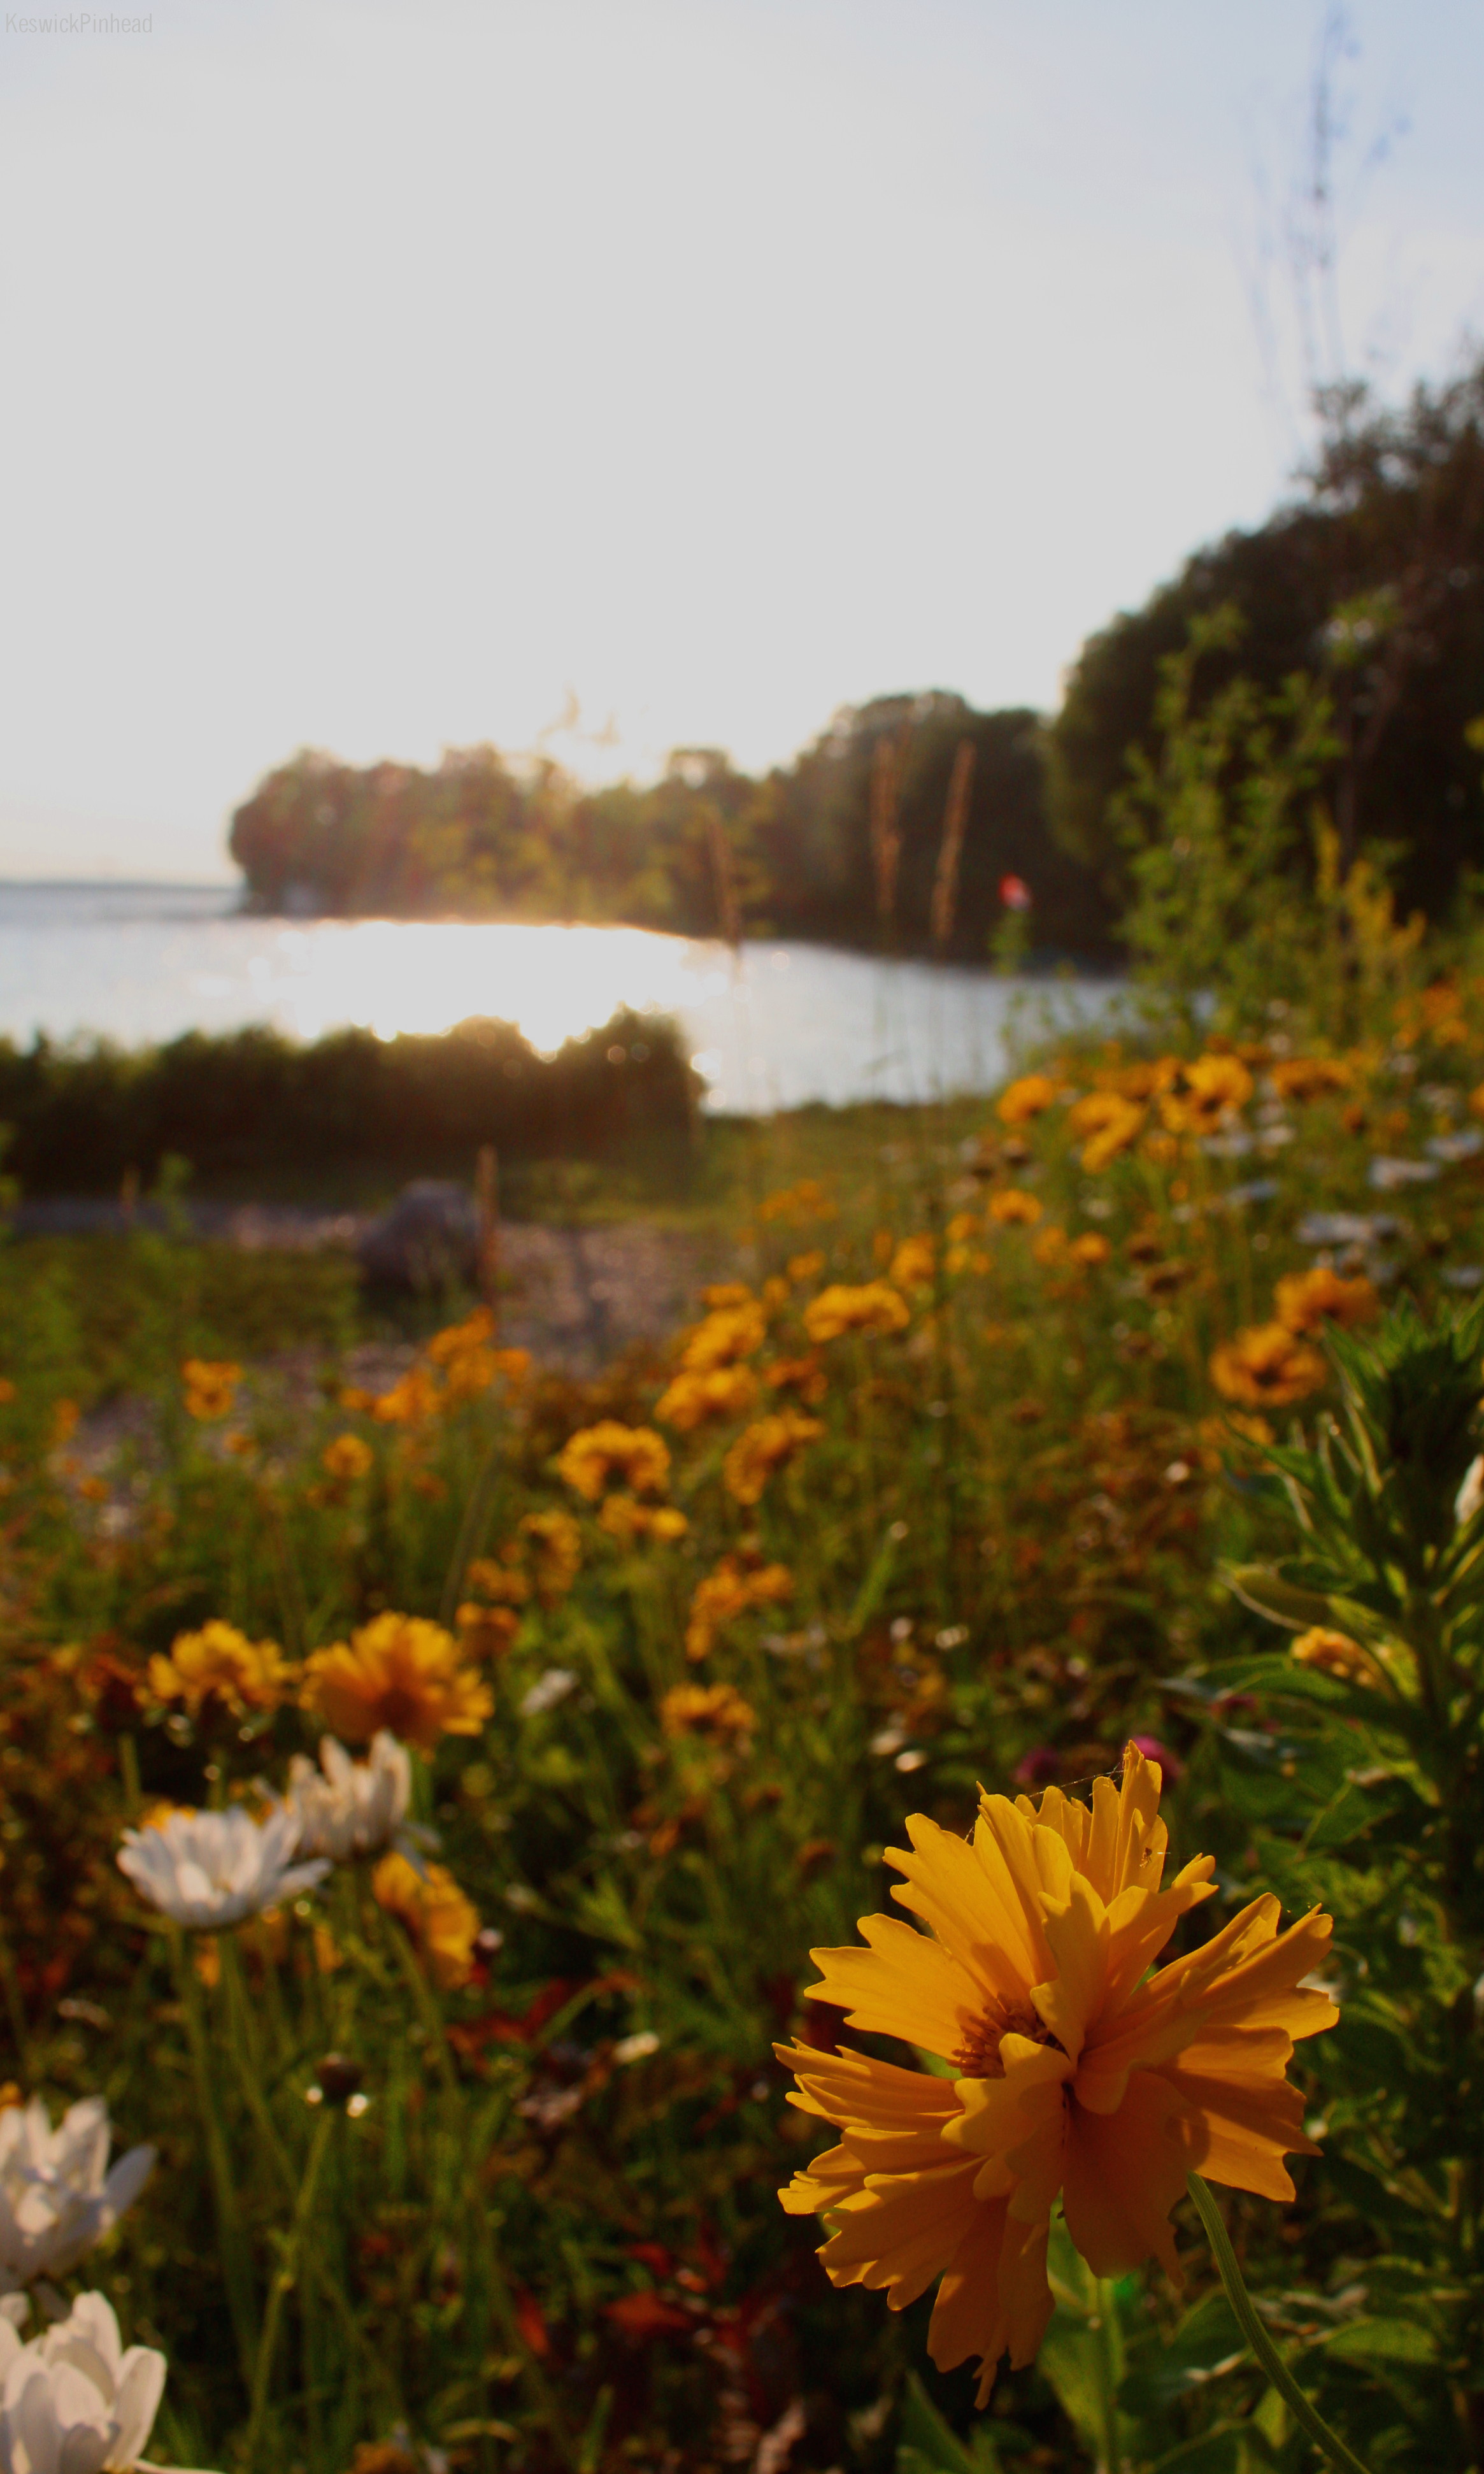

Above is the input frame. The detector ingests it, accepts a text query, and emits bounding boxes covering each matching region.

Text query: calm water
[0,882,1115,1113]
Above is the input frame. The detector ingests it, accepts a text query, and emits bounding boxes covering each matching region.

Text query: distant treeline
[0,1011,696,1195]
[230,360,1484,955]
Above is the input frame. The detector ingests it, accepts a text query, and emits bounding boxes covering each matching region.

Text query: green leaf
[897,2375,1003,2473]
[1321,2317,1433,2366]
[1223,1566,1335,1631]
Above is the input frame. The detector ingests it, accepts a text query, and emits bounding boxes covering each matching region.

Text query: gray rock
[356,1181,481,1289]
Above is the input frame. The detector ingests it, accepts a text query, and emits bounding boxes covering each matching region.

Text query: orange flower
[1157,1054,1253,1134]
[764,1353,828,1405]
[889,1235,936,1291]
[302,1614,492,1750]
[777,1745,1335,2403]
[1270,1057,1351,1103]
[182,1359,241,1421]
[369,1366,441,1426]
[1067,1092,1145,1171]
[556,1422,671,1501]
[148,1621,294,1718]
[803,1282,911,1344]
[787,1250,827,1285]
[1273,1266,1380,1334]
[598,1494,689,1544]
[996,1075,1058,1126]
[759,1180,834,1225]
[1209,1323,1327,1408]
[425,1306,496,1366]
[655,1365,760,1431]
[456,1603,522,1660]
[660,1681,757,1746]
[1069,1232,1112,1267]
[987,1189,1041,1227]
[322,1433,375,1482]
[680,1303,769,1373]
[723,1411,823,1506]
[464,1553,531,1607]
[685,1555,793,1661]
[373,1852,480,1989]
[519,1507,584,1603]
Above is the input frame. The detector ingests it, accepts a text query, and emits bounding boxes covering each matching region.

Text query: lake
[0,882,1117,1113]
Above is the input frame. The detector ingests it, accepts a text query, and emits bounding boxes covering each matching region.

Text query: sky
[1,0,1481,882]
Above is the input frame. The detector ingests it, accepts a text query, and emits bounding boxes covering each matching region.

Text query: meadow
[4,945,1484,2474]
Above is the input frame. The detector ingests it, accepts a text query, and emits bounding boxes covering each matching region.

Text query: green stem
[175,1934,258,2388]
[438,1428,507,1630]
[1090,2276,1123,2474]
[244,2106,334,2470]
[1188,2174,1374,2474]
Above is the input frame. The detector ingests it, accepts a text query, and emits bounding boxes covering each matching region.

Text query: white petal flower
[0,2099,154,2290]
[117,1805,328,1930]
[520,1668,577,1717]
[0,2290,217,2471]
[285,1733,426,1863]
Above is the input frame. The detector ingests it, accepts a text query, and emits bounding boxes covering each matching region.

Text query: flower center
[952,1994,1055,2078]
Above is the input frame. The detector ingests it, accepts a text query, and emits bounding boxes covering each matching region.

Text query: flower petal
[1062,2075,1193,2281]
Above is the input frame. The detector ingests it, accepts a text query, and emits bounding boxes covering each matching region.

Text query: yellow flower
[370,1366,441,1426]
[987,1189,1042,1227]
[660,1681,757,1745]
[680,1303,769,1374]
[1210,1323,1327,1408]
[996,1074,1058,1126]
[519,1508,584,1603]
[1273,1266,1380,1334]
[148,1622,294,1718]
[803,1282,911,1344]
[764,1352,828,1406]
[655,1364,760,1431]
[182,1359,241,1421]
[372,1852,480,1989]
[1291,1626,1374,1684]
[723,1411,823,1506]
[464,1553,531,1606]
[759,1180,834,1225]
[455,1602,522,1659]
[1069,1232,1112,1267]
[0,1379,15,1407]
[598,1494,689,1543]
[1032,1227,1066,1266]
[1067,1092,1146,1171]
[700,1282,757,1310]
[425,1306,496,1366]
[889,1235,936,1291]
[787,1250,827,1285]
[556,1421,671,1501]
[322,1433,375,1482]
[685,1554,794,1661]
[777,1745,1336,2404]
[302,1614,492,1751]
[1270,1057,1350,1103]
[1157,1054,1253,1134]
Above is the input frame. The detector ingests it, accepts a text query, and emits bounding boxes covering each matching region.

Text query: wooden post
[475,1144,500,1329]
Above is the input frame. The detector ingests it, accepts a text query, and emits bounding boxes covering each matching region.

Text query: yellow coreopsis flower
[302,1614,492,1751]
[372,1852,481,1989]
[778,1746,1336,2404]
[996,1074,1058,1126]
[148,1621,294,1718]
[680,1303,769,1374]
[598,1494,690,1543]
[556,1421,671,1501]
[322,1433,375,1482]
[723,1410,823,1506]
[655,1364,760,1431]
[803,1282,911,1344]
[182,1359,241,1421]
[1273,1265,1380,1335]
[888,1235,936,1291]
[987,1189,1042,1227]
[519,1507,584,1603]
[1067,1092,1146,1171]
[660,1681,757,1746]
[1210,1323,1327,1408]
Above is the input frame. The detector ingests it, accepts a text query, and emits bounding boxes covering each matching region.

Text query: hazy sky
[2,0,1481,880]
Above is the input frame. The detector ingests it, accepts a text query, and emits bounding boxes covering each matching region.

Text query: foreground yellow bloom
[302,1614,492,1750]
[182,1358,241,1420]
[996,1074,1058,1126]
[1210,1322,1327,1408]
[557,1421,671,1501]
[723,1410,824,1505]
[373,1852,480,1989]
[804,1282,911,1344]
[1273,1265,1380,1334]
[778,1747,1335,2404]
[148,1621,294,1718]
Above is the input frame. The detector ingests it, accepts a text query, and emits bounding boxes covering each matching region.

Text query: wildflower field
[8,962,1484,2474]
